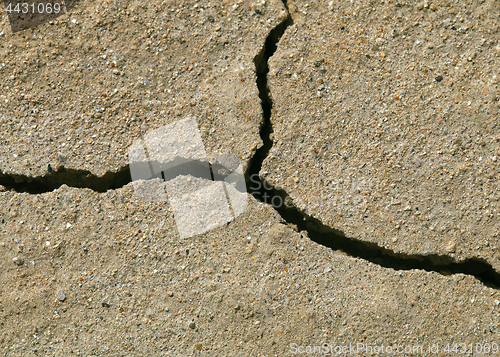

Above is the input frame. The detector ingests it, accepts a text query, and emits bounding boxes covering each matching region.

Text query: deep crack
[1,1,500,289]
[246,0,500,290]
[0,166,131,193]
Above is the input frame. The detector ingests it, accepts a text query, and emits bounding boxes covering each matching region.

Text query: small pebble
[57,290,66,302]
[167,291,174,297]
[435,75,443,82]
[194,343,202,351]
[12,256,24,266]
[189,322,196,329]
[313,59,324,67]
[445,241,456,253]
[57,152,67,163]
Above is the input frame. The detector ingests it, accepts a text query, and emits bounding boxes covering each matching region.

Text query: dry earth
[0,0,287,177]
[1,187,500,355]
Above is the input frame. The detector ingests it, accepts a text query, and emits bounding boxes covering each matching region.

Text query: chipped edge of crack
[1,0,500,290]
[0,166,131,193]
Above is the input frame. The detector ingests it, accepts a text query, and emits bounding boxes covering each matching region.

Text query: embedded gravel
[1,0,500,355]
[264,0,500,269]
[0,0,288,177]
[1,186,500,355]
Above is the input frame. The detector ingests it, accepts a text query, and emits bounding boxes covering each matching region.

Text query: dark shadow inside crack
[1,0,500,290]
[245,0,500,289]
[0,166,132,193]
[0,160,240,194]
[250,179,500,289]
[245,0,293,199]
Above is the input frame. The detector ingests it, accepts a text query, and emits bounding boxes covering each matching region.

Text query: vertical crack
[0,0,499,289]
[246,0,500,289]
[245,0,293,195]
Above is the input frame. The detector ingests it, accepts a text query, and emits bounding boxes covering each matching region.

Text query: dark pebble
[314,59,325,67]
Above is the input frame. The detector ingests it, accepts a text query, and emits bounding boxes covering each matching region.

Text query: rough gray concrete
[1,0,500,355]
[265,0,500,269]
[1,186,500,355]
[0,0,287,177]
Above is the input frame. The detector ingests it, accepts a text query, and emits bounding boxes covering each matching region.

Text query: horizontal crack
[0,160,237,194]
[0,166,131,193]
[0,0,498,291]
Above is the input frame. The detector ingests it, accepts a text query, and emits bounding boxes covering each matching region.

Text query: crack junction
[0,1,499,290]
[246,0,500,290]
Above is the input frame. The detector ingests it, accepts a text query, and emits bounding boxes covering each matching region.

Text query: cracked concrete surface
[1,0,500,355]
[0,0,287,177]
[2,186,500,355]
[264,0,500,270]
